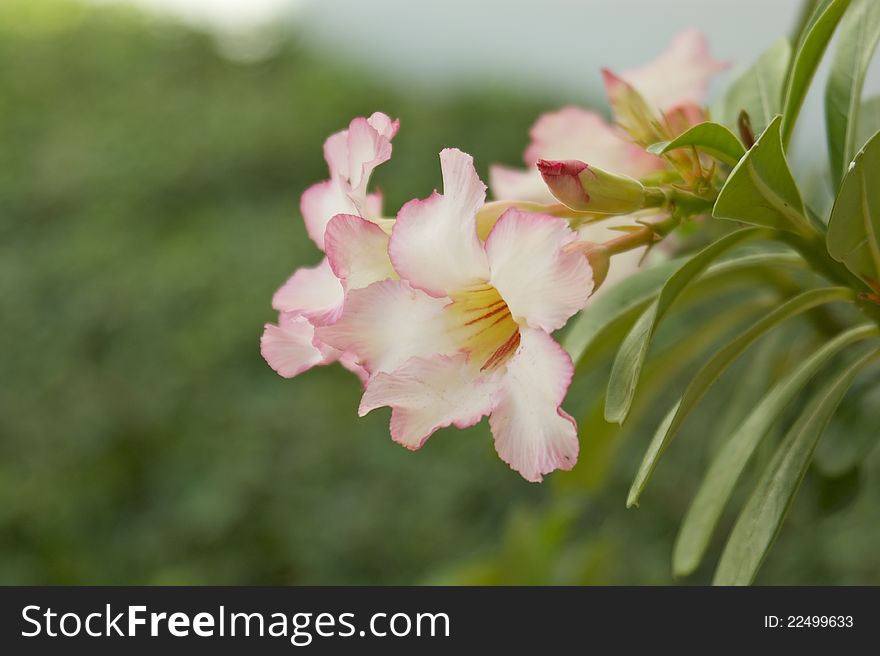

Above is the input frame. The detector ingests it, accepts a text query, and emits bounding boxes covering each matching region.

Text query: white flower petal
[300,179,359,251]
[389,148,490,296]
[315,279,457,376]
[260,313,324,378]
[324,214,396,291]
[490,329,579,482]
[489,164,555,203]
[345,116,393,198]
[271,258,344,325]
[367,111,400,140]
[359,353,497,449]
[615,29,726,111]
[486,209,592,332]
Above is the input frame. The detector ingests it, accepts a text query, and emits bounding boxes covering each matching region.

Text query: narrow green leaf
[825,0,880,188]
[711,325,799,440]
[856,95,880,147]
[562,295,773,491]
[562,258,682,365]
[626,286,855,508]
[701,252,805,279]
[814,374,880,475]
[673,323,879,577]
[647,122,746,167]
[713,347,879,585]
[827,130,880,285]
[604,228,765,424]
[563,252,806,370]
[722,39,791,137]
[713,116,809,233]
[781,0,853,145]
[790,1,832,53]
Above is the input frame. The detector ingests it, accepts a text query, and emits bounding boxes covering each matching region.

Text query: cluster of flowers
[262,30,725,482]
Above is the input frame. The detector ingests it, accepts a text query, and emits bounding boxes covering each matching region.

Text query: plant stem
[777,227,880,327]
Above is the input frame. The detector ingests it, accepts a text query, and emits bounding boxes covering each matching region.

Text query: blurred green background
[1,0,878,585]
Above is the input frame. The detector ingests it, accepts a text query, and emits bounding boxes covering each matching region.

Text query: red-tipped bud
[538,159,653,214]
[536,159,591,209]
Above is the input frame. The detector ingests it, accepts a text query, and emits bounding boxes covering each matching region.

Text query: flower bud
[537,159,660,215]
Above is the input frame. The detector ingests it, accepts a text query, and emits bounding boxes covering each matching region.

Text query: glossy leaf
[713,347,878,585]
[673,323,879,577]
[604,228,764,424]
[713,116,809,233]
[782,0,853,145]
[626,286,855,508]
[825,0,880,188]
[827,130,880,285]
[722,39,791,137]
[647,122,746,167]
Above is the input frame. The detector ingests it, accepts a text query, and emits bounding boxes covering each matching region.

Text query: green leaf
[813,466,862,516]
[604,228,765,424]
[827,130,880,285]
[814,374,880,475]
[856,95,880,147]
[562,295,773,491]
[825,0,880,188]
[781,0,853,145]
[713,346,878,585]
[647,122,746,167]
[713,116,809,233]
[563,252,805,370]
[722,39,791,137]
[626,286,855,508]
[562,258,683,365]
[711,325,799,440]
[790,1,832,51]
[673,323,879,577]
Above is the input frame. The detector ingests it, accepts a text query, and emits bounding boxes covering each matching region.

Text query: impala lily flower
[261,112,399,382]
[490,29,725,206]
[602,29,727,186]
[603,28,727,136]
[487,31,724,304]
[488,108,663,303]
[317,149,594,482]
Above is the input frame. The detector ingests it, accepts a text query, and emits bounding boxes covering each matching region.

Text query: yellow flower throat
[447,283,520,372]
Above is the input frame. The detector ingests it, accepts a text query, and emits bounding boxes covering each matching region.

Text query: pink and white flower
[261,112,399,383]
[602,28,727,128]
[489,30,724,302]
[490,29,725,206]
[317,148,594,482]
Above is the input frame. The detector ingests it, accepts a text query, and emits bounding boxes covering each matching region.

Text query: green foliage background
[1,0,878,584]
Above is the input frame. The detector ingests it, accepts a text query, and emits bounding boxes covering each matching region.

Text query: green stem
[602,213,682,256]
[666,188,715,216]
[777,227,880,327]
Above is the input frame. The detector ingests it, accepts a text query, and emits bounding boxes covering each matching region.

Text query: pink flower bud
[537,159,652,214]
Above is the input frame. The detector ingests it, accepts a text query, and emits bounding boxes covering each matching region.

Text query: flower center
[446,283,520,372]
